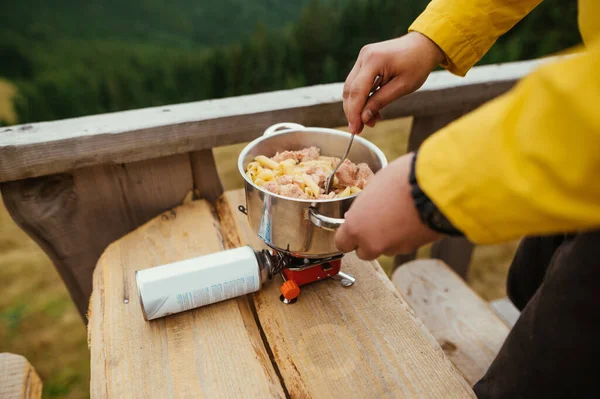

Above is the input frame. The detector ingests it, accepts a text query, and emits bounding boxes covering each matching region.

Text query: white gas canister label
[136,246,260,320]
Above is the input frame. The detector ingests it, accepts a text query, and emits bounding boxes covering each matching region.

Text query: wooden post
[189,149,224,203]
[430,237,475,279]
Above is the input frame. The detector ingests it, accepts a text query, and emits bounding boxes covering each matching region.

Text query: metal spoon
[324,75,383,194]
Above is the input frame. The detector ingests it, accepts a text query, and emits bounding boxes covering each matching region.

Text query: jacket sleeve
[415,44,600,244]
[409,0,542,76]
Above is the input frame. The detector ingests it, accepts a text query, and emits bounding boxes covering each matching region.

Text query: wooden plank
[490,298,520,328]
[88,200,285,398]
[0,57,558,182]
[216,189,474,398]
[0,353,42,399]
[392,260,510,386]
[189,149,224,203]
[1,154,194,318]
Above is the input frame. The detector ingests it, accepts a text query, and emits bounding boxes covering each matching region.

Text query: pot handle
[264,122,305,136]
[308,207,345,231]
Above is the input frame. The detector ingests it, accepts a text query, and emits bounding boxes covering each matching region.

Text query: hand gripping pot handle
[263,122,306,136]
[308,207,345,232]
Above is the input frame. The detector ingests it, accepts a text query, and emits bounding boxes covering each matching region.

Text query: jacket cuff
[409,152,464,236]
[408,7,482,76]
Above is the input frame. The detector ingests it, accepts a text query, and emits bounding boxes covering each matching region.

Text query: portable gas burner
[264,250,356,304]
[235,202,357,305]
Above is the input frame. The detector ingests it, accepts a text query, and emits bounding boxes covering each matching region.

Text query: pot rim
[237,125,388,203]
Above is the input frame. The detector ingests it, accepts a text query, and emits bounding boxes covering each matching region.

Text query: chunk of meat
[263,181,278,193]
[334,159,358,187]
[277,175,293,185]
[297,146,320,162]
[304,164,328,187]
[272,151,297,163]
[304,165,318,175]
[355,163,374,189]
[271,146,320,163]
[310,173,326,187]
[278,184,306,199]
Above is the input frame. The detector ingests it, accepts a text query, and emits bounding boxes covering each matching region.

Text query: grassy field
[0,200,90,398]
[0,116,518,398]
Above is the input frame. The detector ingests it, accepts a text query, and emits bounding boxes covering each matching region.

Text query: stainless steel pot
[238,122,388,258]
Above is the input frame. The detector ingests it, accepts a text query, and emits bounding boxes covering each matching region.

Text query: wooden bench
[0,353,42,399]
[0,57,555,320]
[392,260,514,385]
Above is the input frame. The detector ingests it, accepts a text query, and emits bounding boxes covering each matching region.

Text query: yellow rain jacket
[408,0,600,244]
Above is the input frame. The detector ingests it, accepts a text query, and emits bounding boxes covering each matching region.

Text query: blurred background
[0,0,580,397]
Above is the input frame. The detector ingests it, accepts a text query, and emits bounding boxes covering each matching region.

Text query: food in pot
[245,146,374,199]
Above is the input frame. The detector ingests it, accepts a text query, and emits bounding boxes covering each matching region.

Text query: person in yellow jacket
[335,0,600,396]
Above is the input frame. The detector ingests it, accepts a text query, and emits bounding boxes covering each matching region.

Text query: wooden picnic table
[87,189,475,398]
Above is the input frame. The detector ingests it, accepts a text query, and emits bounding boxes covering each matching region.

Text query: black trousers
[473,230,600,398]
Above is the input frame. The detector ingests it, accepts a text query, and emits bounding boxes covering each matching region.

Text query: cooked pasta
[245,146,374,199]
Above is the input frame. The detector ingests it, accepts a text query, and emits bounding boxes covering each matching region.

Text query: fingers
[345,66,378,134]
[334,223,358,254]
[360,79,412,124]
[355,246,380,261]
[343,59,362,128]
[335,230,379,261]
[343,59,362,101]
[335,217,383,261]
[364,112,382,128]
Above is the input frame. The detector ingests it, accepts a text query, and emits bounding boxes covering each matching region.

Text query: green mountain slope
[0,0,311,47]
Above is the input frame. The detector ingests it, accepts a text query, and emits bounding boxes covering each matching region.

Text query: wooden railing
[0,57,556,318]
